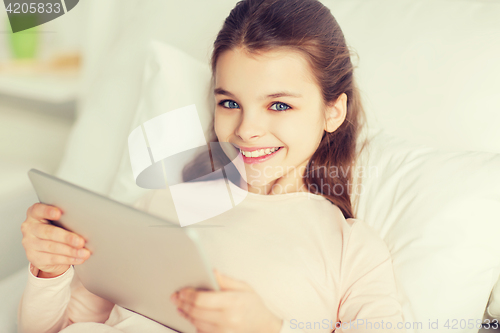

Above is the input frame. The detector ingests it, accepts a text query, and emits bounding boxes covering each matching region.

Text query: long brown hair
[183,0,367,219]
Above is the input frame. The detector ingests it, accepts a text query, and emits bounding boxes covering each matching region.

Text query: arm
[334,219,406,333]
[17,193,153,333]
[17,263,73,333]
[277,219,405,333]
[17,263,115,333]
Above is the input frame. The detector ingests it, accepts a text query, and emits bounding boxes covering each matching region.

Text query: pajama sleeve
[17,192,154,333]
[17,264,115,333]
[334,219,406,333]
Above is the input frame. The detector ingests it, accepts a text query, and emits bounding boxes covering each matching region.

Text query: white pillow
[0,267,28,333]
[108,41,213,204]
[110,41,500,332]
[325,0,500,153]
[353,128,500,331]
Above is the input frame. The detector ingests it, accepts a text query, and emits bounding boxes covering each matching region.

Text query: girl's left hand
[170,269,283,333]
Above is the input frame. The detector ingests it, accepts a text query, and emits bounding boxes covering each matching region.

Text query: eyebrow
[214,87,302,100]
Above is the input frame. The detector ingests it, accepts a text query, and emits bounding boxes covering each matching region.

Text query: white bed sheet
[0,267,28,333]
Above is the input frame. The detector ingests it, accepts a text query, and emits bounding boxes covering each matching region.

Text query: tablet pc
[28,168,219,333]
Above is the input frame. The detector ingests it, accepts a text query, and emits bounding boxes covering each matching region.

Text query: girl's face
[214,47,346,195]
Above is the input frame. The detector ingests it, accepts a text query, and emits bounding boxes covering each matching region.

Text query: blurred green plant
[7,13,39,59]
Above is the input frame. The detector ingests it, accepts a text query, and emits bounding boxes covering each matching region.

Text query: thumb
[214,269,252,291]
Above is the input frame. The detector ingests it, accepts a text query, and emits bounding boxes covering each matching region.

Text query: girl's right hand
[21,203,91,279]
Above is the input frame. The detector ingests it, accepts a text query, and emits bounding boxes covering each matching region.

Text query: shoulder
[310,206,392,263]
[339,218,394,288]
[132,188,178,222]
[131,176,228,224]
[271,195,349,237]
[132,190,157,210]
[133,171,226,207]
[336,220,405,327]
[342,218,392,262]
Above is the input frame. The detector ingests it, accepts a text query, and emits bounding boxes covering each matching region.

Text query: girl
[18,0,405,332]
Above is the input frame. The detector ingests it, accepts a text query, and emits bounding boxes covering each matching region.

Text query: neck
[240,160,310,195]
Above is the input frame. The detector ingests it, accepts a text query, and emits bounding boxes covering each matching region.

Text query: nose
[235,110,265,142]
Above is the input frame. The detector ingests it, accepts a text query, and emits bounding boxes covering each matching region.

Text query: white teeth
[240,147,281,158]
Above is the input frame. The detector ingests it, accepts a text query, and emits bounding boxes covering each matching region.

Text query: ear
[324,93,347,133]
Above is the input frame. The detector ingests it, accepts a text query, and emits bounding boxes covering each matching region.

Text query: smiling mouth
[238,147,283,158]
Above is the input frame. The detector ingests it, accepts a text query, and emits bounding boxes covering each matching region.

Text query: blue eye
[270,102,290,112]
[217,100,291,112]
[219,100,240,109]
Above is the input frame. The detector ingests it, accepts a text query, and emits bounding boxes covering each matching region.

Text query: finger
[32,223,85,248]
[177,288,231,310]
[188,314,220,333]
[29,203,61,221]
[214,269,252,291]
[178,299,224,325]
[35,238,90,259]
[34,252,86,266]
